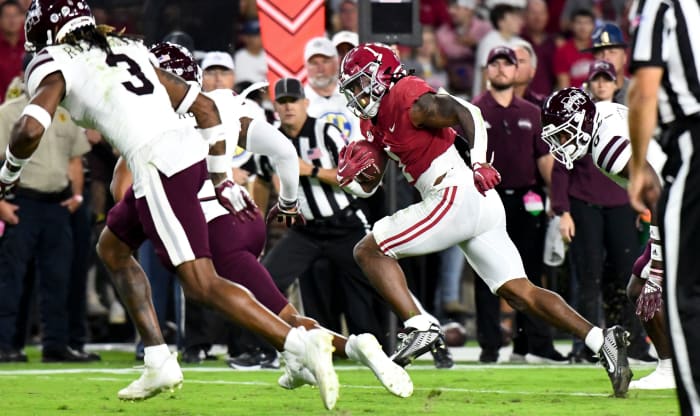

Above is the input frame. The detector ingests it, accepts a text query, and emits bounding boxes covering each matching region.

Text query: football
[442,322,468,347]
[352,140,387,185]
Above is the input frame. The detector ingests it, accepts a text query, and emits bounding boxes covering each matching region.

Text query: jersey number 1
[106,54,154,96]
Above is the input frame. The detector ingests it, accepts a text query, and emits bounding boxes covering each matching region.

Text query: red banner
[258,0,325,97]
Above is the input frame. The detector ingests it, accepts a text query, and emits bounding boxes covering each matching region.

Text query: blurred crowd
[0,0,654,368]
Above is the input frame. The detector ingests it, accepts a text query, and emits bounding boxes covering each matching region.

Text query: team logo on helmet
[561,89,589,113]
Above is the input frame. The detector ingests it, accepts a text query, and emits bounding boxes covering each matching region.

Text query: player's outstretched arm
[0,72,65,199]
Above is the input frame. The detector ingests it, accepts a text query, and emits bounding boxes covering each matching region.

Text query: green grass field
[0,350,679,415]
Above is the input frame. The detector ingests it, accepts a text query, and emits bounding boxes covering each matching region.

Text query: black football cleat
[430,334,454,369]
[599,325,633,398]
[390,324,441,367]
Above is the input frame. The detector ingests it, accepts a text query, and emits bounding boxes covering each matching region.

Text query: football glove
[266,199,305,227]
[472,162,501,196]
[214,179,259,221]
[337,141,376,187]
[636,268,663,322]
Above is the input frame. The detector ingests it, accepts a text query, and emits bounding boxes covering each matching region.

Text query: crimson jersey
[360,76,455,184]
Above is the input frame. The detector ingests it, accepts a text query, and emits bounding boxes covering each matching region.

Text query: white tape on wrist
[206,154,230,173]
[175,84,201,114]
[650,225,660,240]
[21,104,52,130]
[651,242,663,261]
[5,148,31,168]
[0,162,20,183]
[200,124,227,145]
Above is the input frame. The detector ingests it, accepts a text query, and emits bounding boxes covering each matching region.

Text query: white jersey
[304,84,362,142]
[25,37,206,197]
[591,101,667,187]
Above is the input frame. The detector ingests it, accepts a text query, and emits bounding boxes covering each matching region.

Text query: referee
[261,77,389,346]
[628,1,700,413]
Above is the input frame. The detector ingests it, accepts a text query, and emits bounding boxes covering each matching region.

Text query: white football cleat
[278,359,317,389]
[302,329,339,410]
[118,352,183,400]
[346,333,413,398]
[629,364,676,390]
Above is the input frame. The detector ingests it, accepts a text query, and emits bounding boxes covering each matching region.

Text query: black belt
[14,186,72,203]
[305,205,357,226]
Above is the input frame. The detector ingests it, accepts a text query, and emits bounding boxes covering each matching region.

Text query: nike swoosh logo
[389,123,396,133]
[338,165,348,174]
[602,351,616,373]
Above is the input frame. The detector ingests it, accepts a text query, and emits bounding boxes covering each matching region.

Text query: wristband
[311,166,319,178]
[175,84,201,114]
[200,124,227,145]
[651,243,663,261]
[73,194,84,204]
[21,104,52,130]
[206,154,230,173]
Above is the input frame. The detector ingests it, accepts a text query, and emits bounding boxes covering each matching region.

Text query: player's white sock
[144,344,170,367]
[283,326,306,354]
[404,315,435,332]
[584,327,604,352]
[410,294,440,326]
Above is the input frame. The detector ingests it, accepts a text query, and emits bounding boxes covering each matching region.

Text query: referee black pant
[263,226,389,348]
[658,123,700,415]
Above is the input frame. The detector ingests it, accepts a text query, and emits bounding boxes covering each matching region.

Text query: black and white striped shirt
[629,0,700,125]
[259,116,366,224]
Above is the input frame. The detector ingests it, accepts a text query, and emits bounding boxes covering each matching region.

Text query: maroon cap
[487,46,517,65]
[587,60,617,81]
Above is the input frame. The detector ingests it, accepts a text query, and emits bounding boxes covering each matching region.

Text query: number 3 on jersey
[106,53,154,96]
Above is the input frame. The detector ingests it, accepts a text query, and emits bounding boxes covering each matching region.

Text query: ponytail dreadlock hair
[61,24,128,54]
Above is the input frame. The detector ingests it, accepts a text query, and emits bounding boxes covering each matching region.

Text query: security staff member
[582,22,630,105]
[472,46,561,363]
[628,1,700,413]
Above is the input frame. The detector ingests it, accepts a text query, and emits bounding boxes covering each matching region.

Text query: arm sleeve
[245,118,299,202]
[550,161,571,214]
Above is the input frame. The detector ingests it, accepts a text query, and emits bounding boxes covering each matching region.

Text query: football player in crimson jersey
[337,43,632,397]
[0,1,340,409]
[542,87,674,390]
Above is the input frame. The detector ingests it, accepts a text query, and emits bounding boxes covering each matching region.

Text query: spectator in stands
[436,0,491,96]
[582,22,629,104]
[473,2,524,98]
[472,46,561,363]
[585,60,617,103]
[0,1,25,103]
[512,39,545,106]
[560,0,627,31]
[336,0,358,32]
[303,36,361,142]
[403,26,448,91]
[420,0,452,28]
[331,30,358,63]
[233,20,268,84]
[554,8,595,89]
[520,0,558,97]
[201,51,236,92]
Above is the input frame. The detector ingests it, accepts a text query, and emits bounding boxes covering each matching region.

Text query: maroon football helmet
[541,87,598,169]
[24,0,95,52]
[339,43,407,119]
[149,42,202,85]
